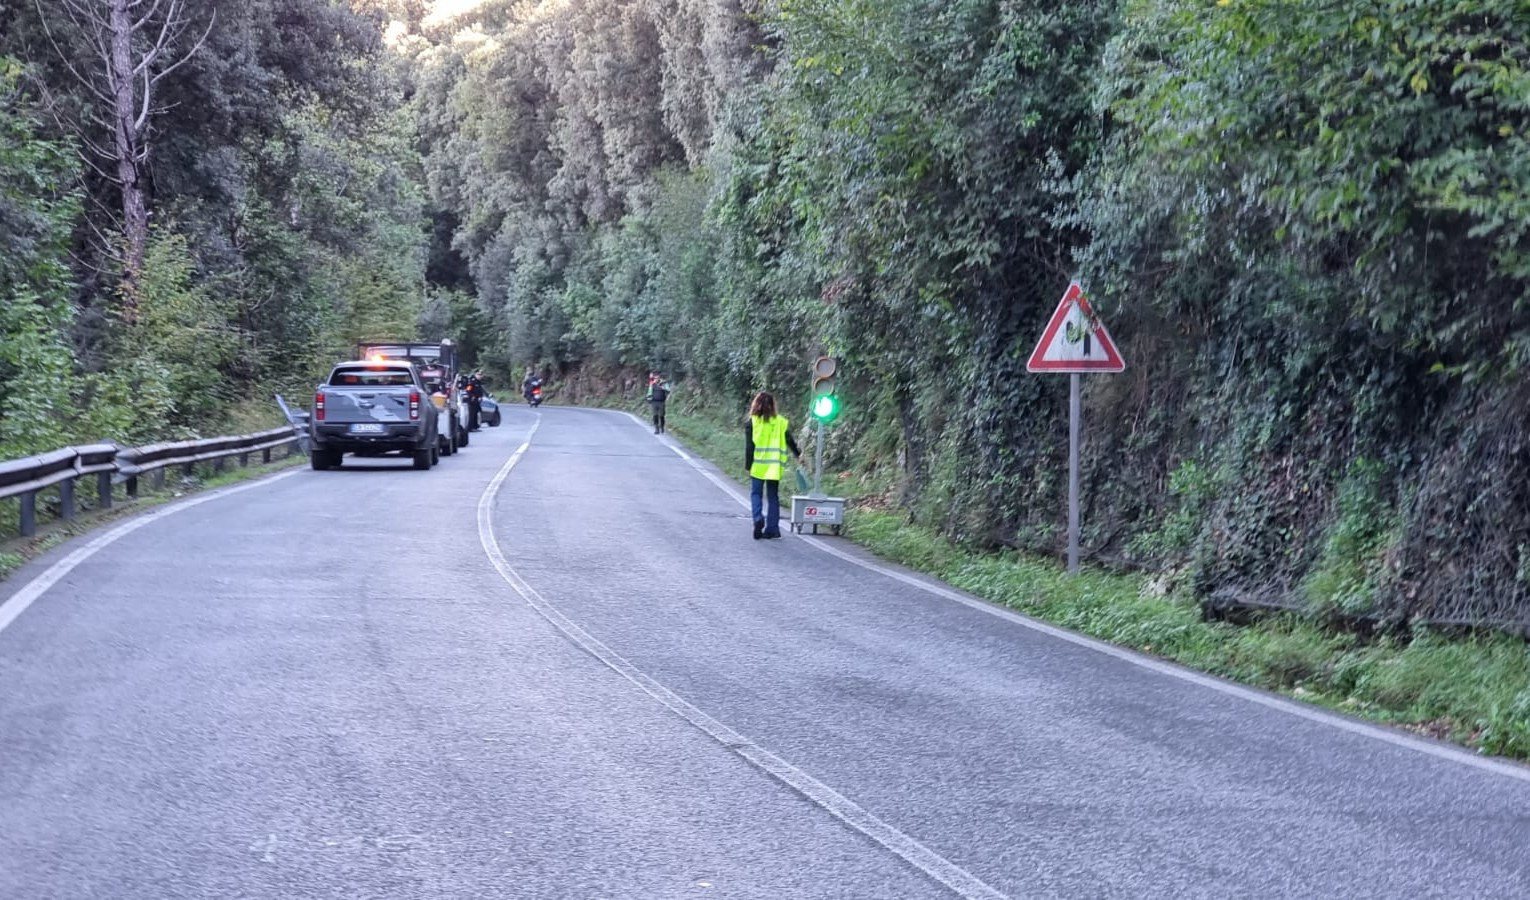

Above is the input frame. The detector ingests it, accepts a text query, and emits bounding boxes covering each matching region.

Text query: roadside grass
[0,448,305,585]
[658,393,1530,762]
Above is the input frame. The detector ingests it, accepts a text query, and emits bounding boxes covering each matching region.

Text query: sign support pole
[1068,372,1081,574]
[1026,281,1124,576]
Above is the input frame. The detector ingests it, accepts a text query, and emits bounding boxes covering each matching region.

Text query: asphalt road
[3,406,1529,899]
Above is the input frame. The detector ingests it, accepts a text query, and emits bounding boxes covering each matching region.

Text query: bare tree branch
[134,4,178,76]
[136,55,153,133]
[78,194,128,257]
[148,11,215,91]
[130,0,169,33]
[33,0,115,105]
[30,78,119,184]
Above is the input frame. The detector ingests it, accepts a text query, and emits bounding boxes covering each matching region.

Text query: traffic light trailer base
[790,495,845,535]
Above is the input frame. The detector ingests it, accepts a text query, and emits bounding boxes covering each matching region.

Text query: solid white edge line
[0,470,304,636]
[612,408,1530,785]
[480,416,1008,900]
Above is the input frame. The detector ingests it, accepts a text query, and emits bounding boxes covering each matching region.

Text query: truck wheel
[430,445,440,466]
[458,425,470,447]
[413,448,432,470]
[310,450,332,471]
[439,435,452,457]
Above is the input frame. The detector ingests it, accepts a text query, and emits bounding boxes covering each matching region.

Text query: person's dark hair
[749,391,776,420]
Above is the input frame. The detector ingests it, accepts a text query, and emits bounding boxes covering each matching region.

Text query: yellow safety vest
[750,415,790,481]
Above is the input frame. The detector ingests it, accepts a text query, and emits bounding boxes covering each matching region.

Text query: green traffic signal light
[811,393,840,422]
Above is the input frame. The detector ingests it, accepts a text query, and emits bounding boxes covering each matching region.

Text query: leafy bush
[0,57,80,459]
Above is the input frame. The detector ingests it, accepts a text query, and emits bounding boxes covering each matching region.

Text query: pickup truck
[309,360,440,470]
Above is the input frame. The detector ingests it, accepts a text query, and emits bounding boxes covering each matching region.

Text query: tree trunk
[897,379,926,509]
[109,0,146,320]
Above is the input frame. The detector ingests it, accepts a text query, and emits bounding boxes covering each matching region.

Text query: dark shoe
[763,530,782,539]
[753,519,764,540]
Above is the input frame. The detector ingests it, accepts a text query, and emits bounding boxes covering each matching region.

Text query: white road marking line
[479,419,1008,900]
[0,471,303,636]
[613,408,1530,784]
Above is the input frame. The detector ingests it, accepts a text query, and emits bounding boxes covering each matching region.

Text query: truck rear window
[329,367,415,387]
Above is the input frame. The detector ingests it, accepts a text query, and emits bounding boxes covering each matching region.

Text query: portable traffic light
[810,356,840,423]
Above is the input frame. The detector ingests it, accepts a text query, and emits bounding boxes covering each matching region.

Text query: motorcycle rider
[521,366,543,407]
[462,371,485,431]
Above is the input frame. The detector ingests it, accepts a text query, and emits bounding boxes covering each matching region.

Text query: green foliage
[1128,458,1219,559]
[125,231,242,434]
[1481,689,1530,758]
[721,0,1119,534]
[1101,0,1529,360]
[0,289,76,455]
[0,55,80,458]
[1302,458,1400,616]
[849,510,966,575]
[0,550,22,581]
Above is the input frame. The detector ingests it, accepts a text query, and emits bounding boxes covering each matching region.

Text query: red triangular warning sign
[1026,282,1125,373]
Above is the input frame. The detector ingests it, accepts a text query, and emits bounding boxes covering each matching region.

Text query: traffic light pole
[812,416,826,498]
[1068,372,1081,574]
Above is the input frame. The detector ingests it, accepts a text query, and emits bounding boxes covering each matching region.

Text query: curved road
[2,407,1529,899]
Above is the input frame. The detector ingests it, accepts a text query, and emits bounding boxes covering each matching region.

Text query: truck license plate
[349,423,386,434]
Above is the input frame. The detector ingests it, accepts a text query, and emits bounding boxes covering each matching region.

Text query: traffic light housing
[810,356,840,423]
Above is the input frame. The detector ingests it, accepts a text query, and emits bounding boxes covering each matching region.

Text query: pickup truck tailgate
[318,389,415,424]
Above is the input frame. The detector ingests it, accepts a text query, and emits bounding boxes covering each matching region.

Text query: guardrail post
[183,462,195,479]
[60,478,75,521]
[126,476,139,499]
[239,452,250,467]
[97,471,112,510]
[213,457,226,475]
[262,447,272,464]
[152,468,165,490]
[20,491,37,536]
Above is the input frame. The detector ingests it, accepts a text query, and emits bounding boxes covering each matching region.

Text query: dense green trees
[1079,0,1530,626]
[0,0,428,447]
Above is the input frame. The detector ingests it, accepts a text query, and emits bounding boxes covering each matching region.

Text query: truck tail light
[314,392,325,422]
[409,391,420,421]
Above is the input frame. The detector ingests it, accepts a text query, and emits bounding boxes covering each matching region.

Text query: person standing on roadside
[745,390,801,540]
[646,372,671,434]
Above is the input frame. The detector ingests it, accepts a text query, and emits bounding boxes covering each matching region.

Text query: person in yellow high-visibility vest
[745,391,802,539]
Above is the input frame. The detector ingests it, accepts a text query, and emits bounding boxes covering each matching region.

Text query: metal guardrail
[0,424,303,540]
[0,444,119,536]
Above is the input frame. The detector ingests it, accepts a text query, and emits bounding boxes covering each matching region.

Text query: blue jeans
[750,477,781,535]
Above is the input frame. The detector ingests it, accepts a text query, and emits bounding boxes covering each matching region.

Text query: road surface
[3,407,1529,899]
